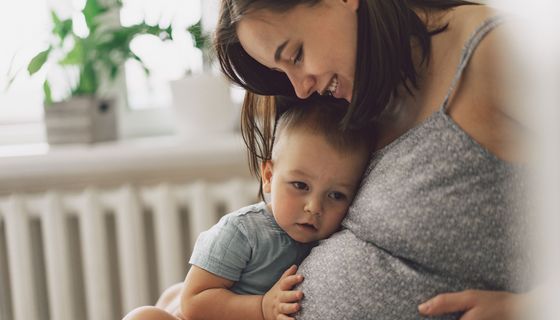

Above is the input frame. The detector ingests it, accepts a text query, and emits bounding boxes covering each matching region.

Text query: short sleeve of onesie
[189,215,252,282]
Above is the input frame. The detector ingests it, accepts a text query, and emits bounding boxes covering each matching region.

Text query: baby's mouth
[297,222,317,231]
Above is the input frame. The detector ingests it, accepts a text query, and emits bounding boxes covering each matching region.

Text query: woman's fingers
[418,290,478,316]
[418,289,525,320]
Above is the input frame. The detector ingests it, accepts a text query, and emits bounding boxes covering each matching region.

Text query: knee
[156,282,183,308]
[122,306,175,320]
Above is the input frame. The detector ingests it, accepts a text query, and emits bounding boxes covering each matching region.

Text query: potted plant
[171,19,237,137]
[187,20,210,71]
[27,0,174,144]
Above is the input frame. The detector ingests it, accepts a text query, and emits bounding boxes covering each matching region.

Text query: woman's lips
[322,75,339,98]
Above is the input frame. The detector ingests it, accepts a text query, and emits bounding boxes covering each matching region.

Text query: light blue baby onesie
[189,202,315,295]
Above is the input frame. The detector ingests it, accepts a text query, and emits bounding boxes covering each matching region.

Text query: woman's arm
[181,265,304,320]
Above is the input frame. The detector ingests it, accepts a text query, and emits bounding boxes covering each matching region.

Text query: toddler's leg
[122,306,180,320]
[155,282,183,315]
[156,282,183,309]
[122,283,185,320]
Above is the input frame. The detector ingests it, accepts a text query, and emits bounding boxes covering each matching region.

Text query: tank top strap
[440,15,507,113]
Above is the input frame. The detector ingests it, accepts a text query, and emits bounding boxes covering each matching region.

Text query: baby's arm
[180,265,262,320]
[180,265,304,320]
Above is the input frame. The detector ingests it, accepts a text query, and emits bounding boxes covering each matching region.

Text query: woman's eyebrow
[274,40,289,62]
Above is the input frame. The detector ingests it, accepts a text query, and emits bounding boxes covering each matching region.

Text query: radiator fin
[0,179,257,320]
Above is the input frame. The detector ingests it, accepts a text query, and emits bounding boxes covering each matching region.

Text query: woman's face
[236,0,359,102]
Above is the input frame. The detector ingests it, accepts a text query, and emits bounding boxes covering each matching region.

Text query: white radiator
[0,179,258,320]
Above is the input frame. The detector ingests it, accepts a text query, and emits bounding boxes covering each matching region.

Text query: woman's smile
[323,75,337,95]
[236,0,358,102]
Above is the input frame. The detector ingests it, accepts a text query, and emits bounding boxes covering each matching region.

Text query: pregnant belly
[296,229,466,320]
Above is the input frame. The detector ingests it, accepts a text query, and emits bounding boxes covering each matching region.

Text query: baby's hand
[261,265,304,320]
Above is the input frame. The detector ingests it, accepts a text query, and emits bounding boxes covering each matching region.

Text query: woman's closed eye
[291,181,309,191]
[292,45,303,65]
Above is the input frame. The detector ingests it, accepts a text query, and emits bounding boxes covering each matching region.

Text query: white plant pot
[170,73,237,137]
[44,96,118,144]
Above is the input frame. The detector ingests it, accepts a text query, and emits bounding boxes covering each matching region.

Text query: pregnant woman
[215,0,532,318]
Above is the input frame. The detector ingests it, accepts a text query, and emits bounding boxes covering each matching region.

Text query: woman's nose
[287,72,315,99]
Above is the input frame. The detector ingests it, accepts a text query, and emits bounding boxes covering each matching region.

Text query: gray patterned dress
[296,16,531,320]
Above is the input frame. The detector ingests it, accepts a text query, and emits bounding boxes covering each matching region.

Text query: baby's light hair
[248,95,375,201]
[272,96,375,160]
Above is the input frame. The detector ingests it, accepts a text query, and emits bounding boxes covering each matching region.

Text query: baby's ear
[261,161,273,194]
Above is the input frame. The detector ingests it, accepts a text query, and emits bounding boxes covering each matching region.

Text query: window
[121,0,203,110]
[0,0,50,145]
[0,0,212,145]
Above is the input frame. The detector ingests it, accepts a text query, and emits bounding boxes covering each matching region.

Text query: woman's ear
[261,161,273,194]
[343,0,359,11]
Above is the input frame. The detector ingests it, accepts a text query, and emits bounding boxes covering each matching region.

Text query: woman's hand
[418,289,526,320]
[261,265,305,320]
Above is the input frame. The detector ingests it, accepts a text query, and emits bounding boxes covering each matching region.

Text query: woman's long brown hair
[216,0,478,194]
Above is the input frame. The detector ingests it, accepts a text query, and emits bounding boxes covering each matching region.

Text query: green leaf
[4,53,22,92]
[51,11,73,41]
[59,40,84,65]
[109,65,119,79]
[165,26,173,40]
[4,73,18,92]
[43,80,53,105]
[128,52,149,75]
[146,24,173,41]
[129,52,142,63]
[76,62,98,95]
[82,0,107,32]
[51,11,61,25]
[28,48,51,75]
[187,20,207,50]
[26,0,179,101]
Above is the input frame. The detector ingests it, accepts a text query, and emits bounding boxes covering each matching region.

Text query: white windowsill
[0,133,252,195]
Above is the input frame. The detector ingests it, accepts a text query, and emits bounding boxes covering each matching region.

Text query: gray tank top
[297,16,530,320]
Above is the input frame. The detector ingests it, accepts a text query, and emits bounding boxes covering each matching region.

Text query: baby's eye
[328,191,347,201]
[292,181,308,191]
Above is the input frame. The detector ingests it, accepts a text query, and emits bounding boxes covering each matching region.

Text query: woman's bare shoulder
[460,6,524,122]
[447,6,527,162]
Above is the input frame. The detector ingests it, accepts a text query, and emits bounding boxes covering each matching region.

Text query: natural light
[0,0,49,124]
[0,0,204,146]
[121,0,203,109]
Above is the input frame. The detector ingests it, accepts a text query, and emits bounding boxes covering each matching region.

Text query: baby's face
[262,129,369,243]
